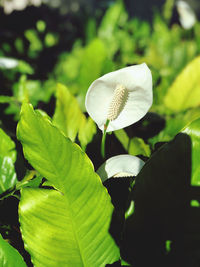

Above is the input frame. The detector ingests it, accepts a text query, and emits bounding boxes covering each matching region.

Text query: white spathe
[97,154,145,182]
[176,0,196,29]
[85,63,152,132]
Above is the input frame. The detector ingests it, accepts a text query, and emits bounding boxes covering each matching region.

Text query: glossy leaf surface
[17,103,119,266]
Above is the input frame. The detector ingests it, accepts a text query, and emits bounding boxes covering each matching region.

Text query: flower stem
[101,120,110,159]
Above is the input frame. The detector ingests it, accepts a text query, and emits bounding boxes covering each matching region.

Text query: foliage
[0,0,200,266]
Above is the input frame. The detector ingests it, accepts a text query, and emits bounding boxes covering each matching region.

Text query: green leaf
[0,129,17,194]
[164,56,200,111]
[0,96,16,104]
[0,156,17,194]
[98,1,126,39]
[53,83,85,142]
[17,60,34,75]
[149,107,200,146]
[17,103,120,266]
[0,234,27,267]
[182,117,200,186]
[53,83,96,148]
[0,128,16,163]
[78,117,96,151]
[114,129,151,157]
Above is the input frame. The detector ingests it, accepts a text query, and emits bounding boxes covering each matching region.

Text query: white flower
[0,57,18,69]
[176,0,196,29]
[96,154,145,182]
[85,63,152,132]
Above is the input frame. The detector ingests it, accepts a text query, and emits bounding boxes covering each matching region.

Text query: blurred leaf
[24,29,43,58]
[98,1,127,58]
[44,33,59,47]
[17,103,120,266]
[162,0,175,24]
[0,234,27,267]
[14,38,24,54]
[78,38,107,98]
[0,96,16,104]
[36,20,46,33]
[182,117,200,186]
[164,56,200,111]
[13,75,29,103]
[17,61,34,75]
[53,42,83,91]
[85,18,97,43]
[98,1,127,39]
[114,129,150,157]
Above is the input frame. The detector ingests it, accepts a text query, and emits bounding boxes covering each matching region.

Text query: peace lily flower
[176,0,196,29]
[85,63,152,132]
[97,154,145,182]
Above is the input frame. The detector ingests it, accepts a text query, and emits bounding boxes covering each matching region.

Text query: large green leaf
[164,56,200,111]
[17,103,119,266]
[53,83,96,148]
[0,234,27,267]
[182,117,200,186]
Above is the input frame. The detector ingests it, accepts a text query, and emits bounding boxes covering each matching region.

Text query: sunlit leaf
[17,103,120,266]
[0,156,17,194]
[0,128,16,163]
[164,56,200,111]
[0,234,27,267]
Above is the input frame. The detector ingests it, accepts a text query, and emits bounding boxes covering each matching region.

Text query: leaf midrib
[37,116,87,266]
